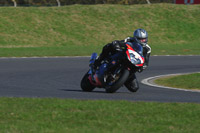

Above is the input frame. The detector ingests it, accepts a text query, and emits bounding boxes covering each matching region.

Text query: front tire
[81,72,95,92]
[105,69,129,93]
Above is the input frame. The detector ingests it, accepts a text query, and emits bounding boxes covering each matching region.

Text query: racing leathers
[94,37,151,71]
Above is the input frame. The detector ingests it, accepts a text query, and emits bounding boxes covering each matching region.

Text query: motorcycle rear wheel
[81,72,95,92]
[105,69,129,93]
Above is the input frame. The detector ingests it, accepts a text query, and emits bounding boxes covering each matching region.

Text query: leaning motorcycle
[80,42,145,93]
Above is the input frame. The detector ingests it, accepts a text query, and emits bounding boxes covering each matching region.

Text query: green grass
[0,98,200,132]
[0,4,200,57]
[154,73,200,90]
[0,4,200,132]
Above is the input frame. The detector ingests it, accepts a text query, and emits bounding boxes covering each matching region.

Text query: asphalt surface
[0,56,200,103]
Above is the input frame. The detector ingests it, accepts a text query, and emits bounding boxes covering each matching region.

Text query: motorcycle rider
[91,29,151,91]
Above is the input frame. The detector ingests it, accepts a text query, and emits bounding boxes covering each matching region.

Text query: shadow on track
[59,89,131,94]
[59,89,106,93]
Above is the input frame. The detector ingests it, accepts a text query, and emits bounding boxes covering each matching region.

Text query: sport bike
[80,42,144,93]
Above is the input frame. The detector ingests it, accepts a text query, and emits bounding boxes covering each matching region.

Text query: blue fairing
[95,52,123,83]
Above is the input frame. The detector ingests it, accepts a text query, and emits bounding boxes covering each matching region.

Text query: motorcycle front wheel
[105,69,129,93]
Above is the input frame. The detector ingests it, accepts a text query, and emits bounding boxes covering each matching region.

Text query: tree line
[0,0,174,7]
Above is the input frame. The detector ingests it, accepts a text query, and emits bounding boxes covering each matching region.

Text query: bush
[0,0,174,6]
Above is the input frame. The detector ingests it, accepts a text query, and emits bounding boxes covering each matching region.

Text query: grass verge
[0,4,200,57]
[154,73,200,90]
[0,98,200,132]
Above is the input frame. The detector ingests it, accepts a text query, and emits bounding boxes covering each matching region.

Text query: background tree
[12,0,17,7]
[146,0,151,4]
[56,0,61,6]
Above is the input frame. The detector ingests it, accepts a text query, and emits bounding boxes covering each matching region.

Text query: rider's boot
[124,73,139,92]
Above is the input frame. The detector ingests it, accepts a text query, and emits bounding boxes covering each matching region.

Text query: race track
[0,56,200,103]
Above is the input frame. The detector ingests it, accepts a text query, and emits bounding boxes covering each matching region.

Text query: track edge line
[141,72,200,93]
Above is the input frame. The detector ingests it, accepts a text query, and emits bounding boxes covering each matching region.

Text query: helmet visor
[139,38,147,43]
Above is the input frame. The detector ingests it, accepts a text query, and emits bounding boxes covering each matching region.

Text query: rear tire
[106,69,129,93]
[81,72,95,92]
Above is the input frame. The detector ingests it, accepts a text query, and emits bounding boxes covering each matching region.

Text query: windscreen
[127,42,143,56]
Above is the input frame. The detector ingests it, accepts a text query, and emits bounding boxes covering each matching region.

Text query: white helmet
[133,29,148,45]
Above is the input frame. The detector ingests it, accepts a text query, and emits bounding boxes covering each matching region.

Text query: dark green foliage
[0,0,174,6]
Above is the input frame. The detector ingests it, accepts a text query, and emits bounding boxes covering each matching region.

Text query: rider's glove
[138,65,148,73]
[137,67,143,73]
[142,64,147,70]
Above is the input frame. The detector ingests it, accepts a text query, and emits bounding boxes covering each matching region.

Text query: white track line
[141,72,200,93]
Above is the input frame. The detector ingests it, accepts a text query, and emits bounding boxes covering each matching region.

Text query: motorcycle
[80,42,145,93]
